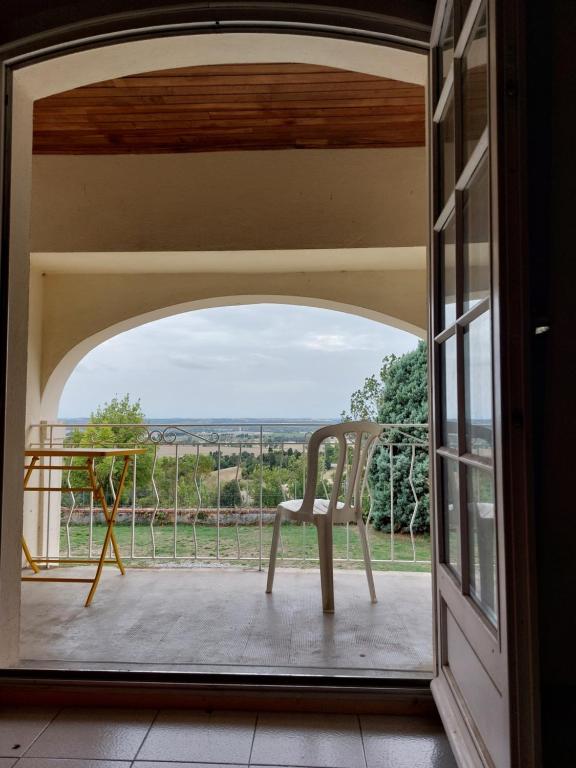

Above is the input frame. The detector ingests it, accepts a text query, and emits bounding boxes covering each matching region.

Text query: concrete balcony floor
[18,567,432,677]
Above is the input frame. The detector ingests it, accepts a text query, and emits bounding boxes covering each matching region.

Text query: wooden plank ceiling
[33,63,425,154]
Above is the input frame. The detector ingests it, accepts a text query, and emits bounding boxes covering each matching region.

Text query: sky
[59,304,420,419]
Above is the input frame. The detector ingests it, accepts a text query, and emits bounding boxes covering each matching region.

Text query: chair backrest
[302,421,383,523]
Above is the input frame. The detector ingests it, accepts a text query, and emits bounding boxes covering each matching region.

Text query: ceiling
[32,63,425,155]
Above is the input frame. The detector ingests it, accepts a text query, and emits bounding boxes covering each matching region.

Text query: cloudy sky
[59,304,419,419]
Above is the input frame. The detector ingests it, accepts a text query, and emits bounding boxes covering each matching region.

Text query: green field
[60,522,431,572]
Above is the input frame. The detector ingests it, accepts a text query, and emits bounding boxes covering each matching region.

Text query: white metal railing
[27,421,430,570]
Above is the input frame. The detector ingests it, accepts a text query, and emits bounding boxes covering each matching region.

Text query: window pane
[462,10,488,164]
[439,2,455,90]
[440,215,456,329]
[441,335,458,450]
[464,311,493,458]
[463,156,490,310]
[467,466,497,625]
[439,94,456,208]
[442,458,460,578]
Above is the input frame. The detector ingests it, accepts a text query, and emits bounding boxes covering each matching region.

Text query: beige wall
[31,144,428,414]
[26,271,43,428]
[24,271,43,557]
[31,148,426,252]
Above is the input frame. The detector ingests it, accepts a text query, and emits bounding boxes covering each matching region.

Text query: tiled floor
[0,707,457,767]
[19,569,432,676]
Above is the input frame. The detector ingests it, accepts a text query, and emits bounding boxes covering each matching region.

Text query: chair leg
[266,511,283,594]
[317,518,334,613]
[358,518,377,603]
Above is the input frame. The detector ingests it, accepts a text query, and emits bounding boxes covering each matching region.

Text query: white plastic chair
[266,421,383,613]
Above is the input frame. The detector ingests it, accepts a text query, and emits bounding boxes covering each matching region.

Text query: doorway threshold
[0,666,434,715]
[15,658,433,680]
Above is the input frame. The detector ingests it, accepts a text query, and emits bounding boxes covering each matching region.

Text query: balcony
[19,421,432,677]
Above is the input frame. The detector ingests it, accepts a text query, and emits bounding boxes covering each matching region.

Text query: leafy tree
[212,451,256,471]
[371,341,429,532]
[340,373,385,422]
[260,468,285,506]
[342,342,429,533]
[220,479,242,508]
[89,395,147,433]
[378,341,428,425]
[66,395,153,506]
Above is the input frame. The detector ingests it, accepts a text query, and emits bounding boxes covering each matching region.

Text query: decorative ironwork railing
[27,421,430,570]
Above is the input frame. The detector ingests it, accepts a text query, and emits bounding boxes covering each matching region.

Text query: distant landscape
[64,417,338,424]
[62,417,338,443]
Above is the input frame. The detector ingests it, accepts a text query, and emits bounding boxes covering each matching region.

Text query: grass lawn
[60,522,431,572]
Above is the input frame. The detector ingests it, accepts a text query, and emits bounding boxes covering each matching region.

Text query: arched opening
[8,26,430,680]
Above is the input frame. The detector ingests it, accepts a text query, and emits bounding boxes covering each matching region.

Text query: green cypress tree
[370,341,429,532]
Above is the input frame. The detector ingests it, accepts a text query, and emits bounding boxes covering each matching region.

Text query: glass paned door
[464,310,492,457]
[461,10,488,163]
[462,156,491,310]
[466,466,496,621]
[429,1,513,766]
[440,334,458,449]
[442,458,461,577]
[439,215,457,328]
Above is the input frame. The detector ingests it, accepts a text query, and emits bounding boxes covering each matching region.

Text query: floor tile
[251,713,365,768]
[25,708,155,761]
[0,708,57,758]
[0,759,18,768]
[361,715,458,768]
[135,764,246,768]
[137,710,256,764]
[18,761,131,768]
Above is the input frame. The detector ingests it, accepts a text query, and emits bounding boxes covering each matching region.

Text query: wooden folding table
[21,447,147,606]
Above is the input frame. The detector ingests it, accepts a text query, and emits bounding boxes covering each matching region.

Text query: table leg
[21,536,40,573]
[85,456,130,606]
[21,455,40,573]
[86,458,126,574]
